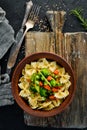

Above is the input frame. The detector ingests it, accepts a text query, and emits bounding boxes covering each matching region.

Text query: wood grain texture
[25,32,55,55]
[24,11,87,128]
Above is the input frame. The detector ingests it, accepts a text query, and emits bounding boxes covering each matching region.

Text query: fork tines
[28,4,41,21]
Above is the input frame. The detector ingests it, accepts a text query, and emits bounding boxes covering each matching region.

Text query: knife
[7,0,33,70]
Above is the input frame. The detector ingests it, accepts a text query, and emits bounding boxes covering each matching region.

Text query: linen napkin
[0,82,14,106]
[0,7,15,106]
[0,7,15,59]
[0,0,33,106]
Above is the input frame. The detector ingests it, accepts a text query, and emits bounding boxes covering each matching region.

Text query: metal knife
[7,0,33,70]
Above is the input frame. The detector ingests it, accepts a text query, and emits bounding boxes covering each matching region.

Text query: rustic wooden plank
[57,32,87,128]
[24,11,87,128]
[46,11,66,32]
[25,32,55,55]
[46,11,66,57]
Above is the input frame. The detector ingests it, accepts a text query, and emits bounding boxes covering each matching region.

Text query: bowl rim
[11,52,76,117]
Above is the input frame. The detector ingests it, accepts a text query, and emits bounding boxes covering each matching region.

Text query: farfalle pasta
[18,58,71,110]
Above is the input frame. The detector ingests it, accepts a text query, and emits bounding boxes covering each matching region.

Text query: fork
[7,4,41,70]
[19,4,41,47]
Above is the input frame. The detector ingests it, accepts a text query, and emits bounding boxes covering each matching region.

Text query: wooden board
[24,11,87,128]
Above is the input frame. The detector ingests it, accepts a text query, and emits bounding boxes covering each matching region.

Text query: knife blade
[7,0,33,70]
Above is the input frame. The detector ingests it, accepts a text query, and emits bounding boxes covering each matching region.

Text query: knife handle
[7,42,21,69]
[7,28,28,69]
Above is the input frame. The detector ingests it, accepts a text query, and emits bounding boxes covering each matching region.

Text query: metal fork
[19,4,41,48]
[7,4,41,70]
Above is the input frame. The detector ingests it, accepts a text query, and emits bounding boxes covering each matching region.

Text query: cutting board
[24,11,87,128]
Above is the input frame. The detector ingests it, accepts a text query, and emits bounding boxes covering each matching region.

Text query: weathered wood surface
[24,11,87,128]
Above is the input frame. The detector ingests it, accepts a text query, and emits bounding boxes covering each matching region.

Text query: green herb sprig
[70,8,87,30]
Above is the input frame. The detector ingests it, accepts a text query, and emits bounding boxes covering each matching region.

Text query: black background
[0,0,87,130]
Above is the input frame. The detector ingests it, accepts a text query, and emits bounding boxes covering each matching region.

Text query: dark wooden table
[0,0,87,130]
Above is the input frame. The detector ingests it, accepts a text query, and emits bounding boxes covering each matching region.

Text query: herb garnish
[70,8,87,30]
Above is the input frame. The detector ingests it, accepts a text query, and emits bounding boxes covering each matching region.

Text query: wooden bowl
[11,52,76,117]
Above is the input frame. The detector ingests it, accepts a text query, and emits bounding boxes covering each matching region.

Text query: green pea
[35,80,39,85]
[50,79,56,87]
[41,68,50,77]
[35,74,40,80]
